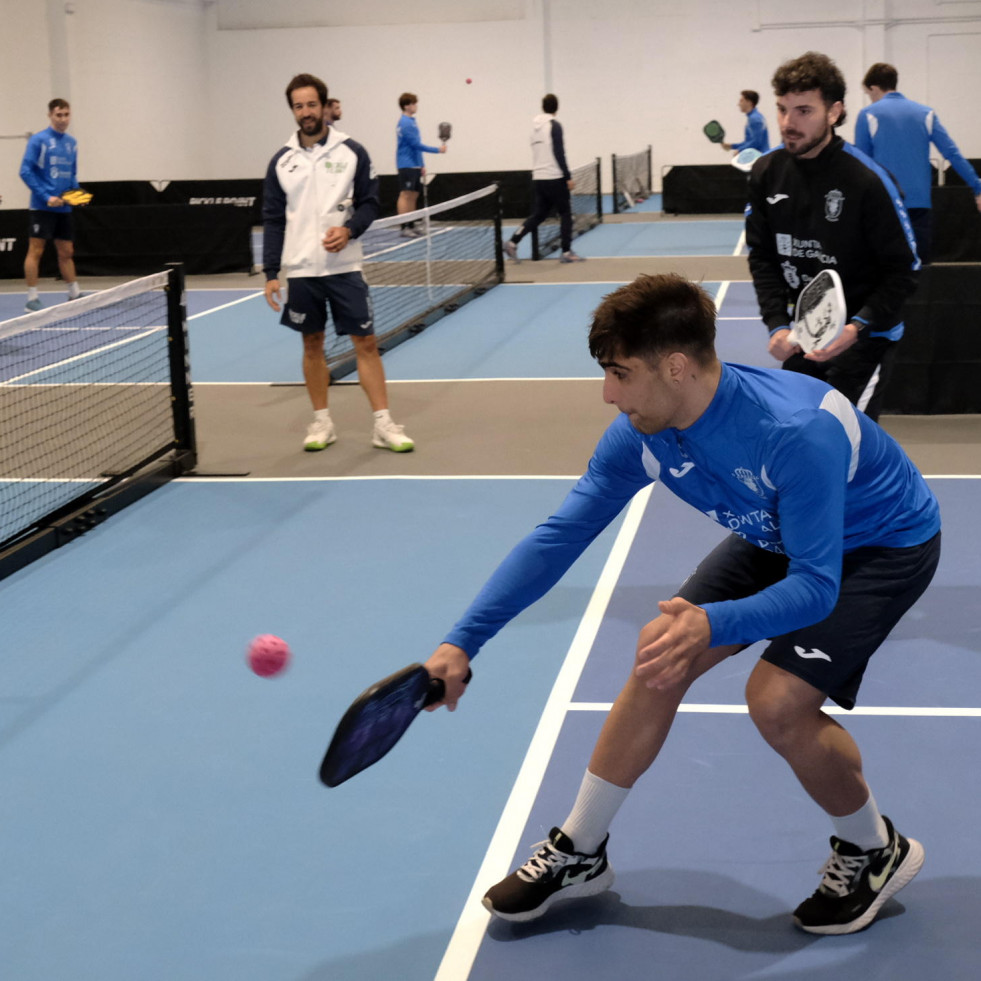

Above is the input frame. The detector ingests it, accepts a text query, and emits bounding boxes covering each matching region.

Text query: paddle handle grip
[424,668,472,706]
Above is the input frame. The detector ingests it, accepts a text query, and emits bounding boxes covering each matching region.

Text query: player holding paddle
[424,273,940,935]
[720,89,770,155]
[745,52,920,422]
[18,98,83,312]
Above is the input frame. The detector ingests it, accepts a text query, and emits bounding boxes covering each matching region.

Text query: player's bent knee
[352,334,380,357]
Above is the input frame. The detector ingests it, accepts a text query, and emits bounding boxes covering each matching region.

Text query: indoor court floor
[1,205,979,980]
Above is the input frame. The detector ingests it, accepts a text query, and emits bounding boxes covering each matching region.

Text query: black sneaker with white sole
[793,816,924,935]
[482,827,614,922]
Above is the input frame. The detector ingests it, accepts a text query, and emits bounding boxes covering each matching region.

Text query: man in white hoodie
[263,73,414,453]
[504,94,585,264]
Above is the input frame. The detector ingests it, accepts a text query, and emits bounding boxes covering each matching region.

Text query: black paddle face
[320,664,435,787]
[438,121,452,141]
[703,120,725,143]
[319,663,470,787]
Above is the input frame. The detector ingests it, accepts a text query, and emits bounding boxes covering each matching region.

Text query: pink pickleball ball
[247,634,291,677]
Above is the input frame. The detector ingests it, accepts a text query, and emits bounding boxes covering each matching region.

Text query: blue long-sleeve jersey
[19,127,77,212]
[443,363,939,658]
[733,107,770,153]
[854,92,981,209]
[396,114,439,169]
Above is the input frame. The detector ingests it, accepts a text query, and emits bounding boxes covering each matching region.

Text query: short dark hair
[741,90,760,107]
[48,98,70,112]
[772,51,847,127]
[326,98,340,108]
[863,62,898,91]
[542,93,558,114]
[588,274,717,368]
[285,74,327,108]
[399,92,417,109]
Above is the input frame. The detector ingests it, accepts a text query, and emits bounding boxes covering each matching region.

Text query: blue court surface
[2,217,978,981]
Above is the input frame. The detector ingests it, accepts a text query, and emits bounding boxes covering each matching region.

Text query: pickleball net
[612,145,653,213]
[531,157,603,259]
[0,266,195,580]
[324,183,504,376]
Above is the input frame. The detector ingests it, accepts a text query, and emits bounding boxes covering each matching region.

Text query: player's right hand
[767,328,800,362]
[439,144,447,153]
[423,643,471,712]
[264,279,282,312]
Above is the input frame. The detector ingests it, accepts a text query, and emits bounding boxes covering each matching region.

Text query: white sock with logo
[560,770,630,855]
[832,793,889,851]
[373,409,392,425]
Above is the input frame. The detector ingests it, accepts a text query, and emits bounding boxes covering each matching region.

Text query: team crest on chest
[733,467,766,497]
[824,189,844,222]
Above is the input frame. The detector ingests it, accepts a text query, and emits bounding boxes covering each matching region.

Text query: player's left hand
[805,322,860,362]
[634,597,711,690]
[323,226,351,252]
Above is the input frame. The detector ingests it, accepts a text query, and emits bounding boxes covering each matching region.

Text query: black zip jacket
[746,135,919,339]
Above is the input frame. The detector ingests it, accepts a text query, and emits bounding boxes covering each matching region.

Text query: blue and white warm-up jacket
[396,115,440,169]
[733,107,770,154]
[854,92,981,209]
[443,363,940,657]
[19,127,77,212]
[529,113,571,181]
[262,128,379,280]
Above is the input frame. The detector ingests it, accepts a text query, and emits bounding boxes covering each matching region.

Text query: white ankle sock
[27,287,38,301]
[560,770,630,855]
[314,408,331,423]
[373,409,392,423]
[832,793,889,850]
[67,281,80,299]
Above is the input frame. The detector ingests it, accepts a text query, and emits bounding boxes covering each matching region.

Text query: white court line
[433,484,654,981]
[187,292,262,319]
[569,703,981,717]
[732,228,747,256]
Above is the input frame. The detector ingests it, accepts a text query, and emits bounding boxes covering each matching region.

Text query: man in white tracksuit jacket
[504,94,585,264]
[263,73,414,453]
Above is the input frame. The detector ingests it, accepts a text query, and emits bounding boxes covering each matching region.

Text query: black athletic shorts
[676,530,941,709]
[281,273,374,337]
[28,210,73,242]
[397,168,422,193]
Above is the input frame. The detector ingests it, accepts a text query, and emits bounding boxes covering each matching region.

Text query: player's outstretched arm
[424,643,472,712]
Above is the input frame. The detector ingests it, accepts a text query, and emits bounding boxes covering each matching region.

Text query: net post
[646,145,653,199]
[493,182,505,280]
[611,153,620,214]
[165,262,197,469]
[595,157,603,222]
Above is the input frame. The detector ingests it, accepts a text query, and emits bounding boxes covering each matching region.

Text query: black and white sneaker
[482,827,614,922]
[793,816,924,934]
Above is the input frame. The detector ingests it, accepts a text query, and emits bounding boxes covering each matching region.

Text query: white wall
[2,0,980,210]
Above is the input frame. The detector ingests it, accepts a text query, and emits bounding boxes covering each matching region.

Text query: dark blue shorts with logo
[676,530,941,709]
[281,273,374,337]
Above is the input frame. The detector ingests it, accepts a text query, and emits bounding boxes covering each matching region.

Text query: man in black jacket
[745,52,920,421]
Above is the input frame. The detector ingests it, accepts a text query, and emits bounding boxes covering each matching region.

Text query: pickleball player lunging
[423,272,940,935]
